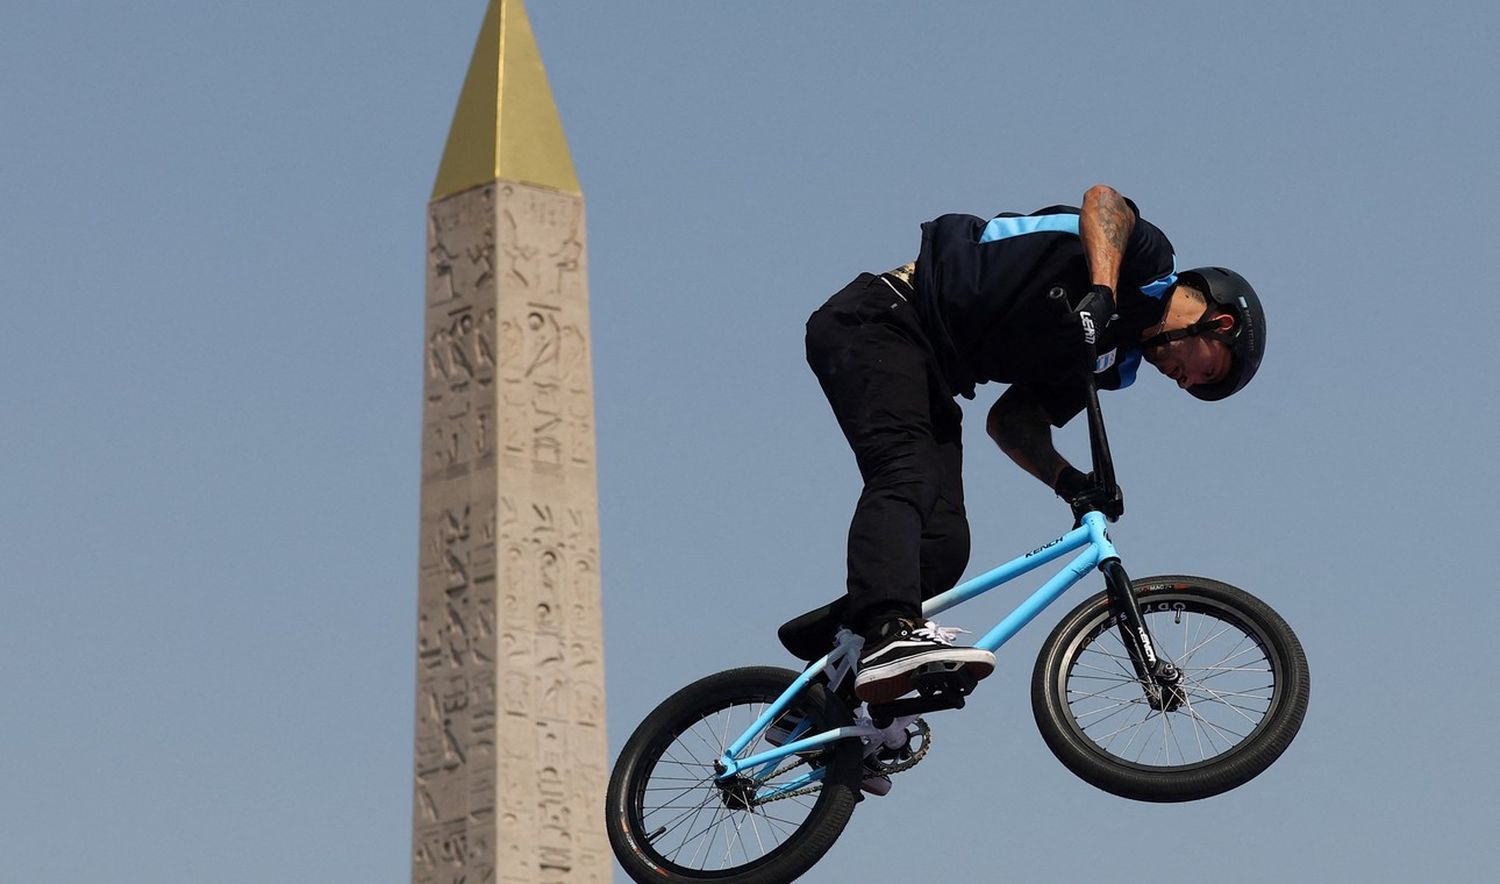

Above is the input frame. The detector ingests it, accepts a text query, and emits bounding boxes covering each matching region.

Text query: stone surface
[414,180,607,884]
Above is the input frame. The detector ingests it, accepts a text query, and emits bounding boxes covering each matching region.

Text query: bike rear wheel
[1032,576,1309,802]
[606,666,861,884]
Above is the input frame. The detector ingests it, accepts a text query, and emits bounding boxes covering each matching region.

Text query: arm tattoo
[1080,185,1135,290]
[988,388,1070,488]
[1094,198,1131,253]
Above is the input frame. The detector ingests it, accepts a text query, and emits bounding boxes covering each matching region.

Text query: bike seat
[777,597,847,661]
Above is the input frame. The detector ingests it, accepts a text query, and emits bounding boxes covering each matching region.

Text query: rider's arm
[1079,184,1136,292]
[987,385,1075,490]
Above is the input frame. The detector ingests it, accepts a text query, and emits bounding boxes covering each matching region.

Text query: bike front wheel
[606,666,862,884]
[1032,575,1309,802]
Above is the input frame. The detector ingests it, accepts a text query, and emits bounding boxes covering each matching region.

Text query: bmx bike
[606,311,1310,884]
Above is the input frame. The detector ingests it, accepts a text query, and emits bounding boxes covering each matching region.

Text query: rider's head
[1140,267,1265,401]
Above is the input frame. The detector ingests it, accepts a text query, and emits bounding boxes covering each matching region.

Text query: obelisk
[412,2,608,881]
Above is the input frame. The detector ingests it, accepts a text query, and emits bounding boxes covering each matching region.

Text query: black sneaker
[854,618,995,704]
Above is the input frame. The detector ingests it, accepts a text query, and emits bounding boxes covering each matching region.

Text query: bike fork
[1100,559,1183,709]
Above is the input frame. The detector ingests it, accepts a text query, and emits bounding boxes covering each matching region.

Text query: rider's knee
[860,442,944,505]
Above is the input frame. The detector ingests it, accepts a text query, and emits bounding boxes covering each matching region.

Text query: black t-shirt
[911,201,1178,425]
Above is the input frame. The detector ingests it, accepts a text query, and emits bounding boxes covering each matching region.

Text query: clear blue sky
[3,2,1497,882]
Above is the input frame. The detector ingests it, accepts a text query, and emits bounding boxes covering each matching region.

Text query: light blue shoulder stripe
[979,214,1080,243]
[1140,257,1178,299]
[1116,348,1143,388]
[981,216,1178,303]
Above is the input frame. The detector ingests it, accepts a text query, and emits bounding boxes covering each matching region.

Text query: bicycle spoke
[1190,663,1272,675]
[1068,672,1143,685]
[1161,702,1188,765]
[745,807,769,857]
[1177,700,1250,744]
[1179,684,1272,702]
[644,770,716,809]
[1180,697,1229,756]
[1076,696,1152,733]
[1069,682,1147,705]
[722,805,749,869]
[650,788,721,851]
[716,707,735,760]
[1174,621,1236,666]
[1118,709,1159,762]
[1074,695,1147,722]
[684,800,726,869]
[667,733,707,768]
[1182,684,1270,725]
[1181,691,1209,760]
[1191,640,1265,673]
[1071,657,1141,679]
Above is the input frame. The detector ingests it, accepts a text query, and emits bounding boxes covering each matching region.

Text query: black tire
[1032,575,1309,802]
[606,667,862,883]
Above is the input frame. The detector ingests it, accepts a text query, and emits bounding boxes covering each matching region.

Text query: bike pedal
[912,661,979,697]
[867,691,966,727]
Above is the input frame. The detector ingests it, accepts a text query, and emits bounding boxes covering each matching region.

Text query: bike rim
[1059,593,1283,771]
[627,696,830,876]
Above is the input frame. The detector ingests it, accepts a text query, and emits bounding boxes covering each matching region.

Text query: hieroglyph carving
[415,182,607,884]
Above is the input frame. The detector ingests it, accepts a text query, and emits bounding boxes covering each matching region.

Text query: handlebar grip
[1073,285,1115,349]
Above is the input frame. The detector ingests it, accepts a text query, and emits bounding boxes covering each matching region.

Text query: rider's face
[1141,289,1237,390]
[1144,333,1232,390]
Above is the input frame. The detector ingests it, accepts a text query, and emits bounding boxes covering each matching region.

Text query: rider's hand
[1053,465,1125,524]
[1053,465,1091,501]
[1074,284,1115,349]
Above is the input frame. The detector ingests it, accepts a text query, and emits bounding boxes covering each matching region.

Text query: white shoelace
[911,620,970,646]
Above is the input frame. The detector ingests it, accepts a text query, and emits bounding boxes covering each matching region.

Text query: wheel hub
[716,773,759,811]
[1146,662,1187,712]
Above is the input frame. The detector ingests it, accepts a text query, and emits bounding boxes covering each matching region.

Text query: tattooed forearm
[987,387,1071,488]
[1080,184,1135,290]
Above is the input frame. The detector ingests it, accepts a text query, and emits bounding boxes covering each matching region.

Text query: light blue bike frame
[715,511,1119,798]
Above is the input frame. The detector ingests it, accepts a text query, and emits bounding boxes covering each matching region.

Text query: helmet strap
[1140,304,1234,351]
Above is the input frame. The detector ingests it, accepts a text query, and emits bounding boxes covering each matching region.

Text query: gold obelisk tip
[432,0,581,200]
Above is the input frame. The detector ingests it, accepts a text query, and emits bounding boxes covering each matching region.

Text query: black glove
[1053,465,1124,524]
[1073,284,1115,349]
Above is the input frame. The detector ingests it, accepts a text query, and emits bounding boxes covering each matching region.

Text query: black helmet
[1170,267,1266,401]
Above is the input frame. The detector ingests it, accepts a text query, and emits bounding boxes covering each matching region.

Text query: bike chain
[752,718,932,806]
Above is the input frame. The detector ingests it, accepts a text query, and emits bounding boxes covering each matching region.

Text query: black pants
[805,273,971,636]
